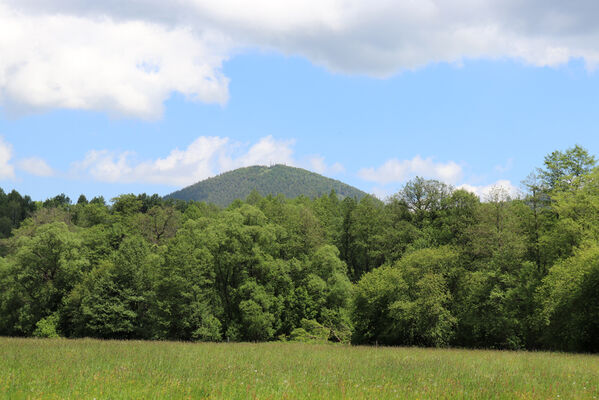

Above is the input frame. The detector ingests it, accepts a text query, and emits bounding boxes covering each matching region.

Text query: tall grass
[1,338,598,399]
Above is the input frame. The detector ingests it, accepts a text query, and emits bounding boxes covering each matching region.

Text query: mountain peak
[165,165,367,206]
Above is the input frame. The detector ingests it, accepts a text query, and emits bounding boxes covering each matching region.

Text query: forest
[0,145,597,353]
[164,164,367,206]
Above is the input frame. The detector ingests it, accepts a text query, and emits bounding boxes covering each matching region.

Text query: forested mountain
[1,145,598,353]
[165,164,367,206]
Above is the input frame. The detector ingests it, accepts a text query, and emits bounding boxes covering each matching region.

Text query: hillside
[165,165,367,206]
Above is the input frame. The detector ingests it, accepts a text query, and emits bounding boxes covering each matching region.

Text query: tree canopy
[1,145,599,352]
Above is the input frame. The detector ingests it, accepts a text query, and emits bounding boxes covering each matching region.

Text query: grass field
[1,338,598,399]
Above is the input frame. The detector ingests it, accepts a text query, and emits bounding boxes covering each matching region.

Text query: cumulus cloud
[459,180,520,200]
[359,155,523,201]
[308,156,345,175]
[369,186,393,201]
[358,156,463,185]
[17,157,54,177]
[0,137,15,179]
[2,1,599,117]
[222,136,295,171]
[0,2,229,119]
[71,135,295,187]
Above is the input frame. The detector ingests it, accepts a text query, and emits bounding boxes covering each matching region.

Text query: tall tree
[538,145,596,191]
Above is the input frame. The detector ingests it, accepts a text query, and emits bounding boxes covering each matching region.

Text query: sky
[1,1,599,202]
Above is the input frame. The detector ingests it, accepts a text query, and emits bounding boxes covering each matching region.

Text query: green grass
[1,338,598,399]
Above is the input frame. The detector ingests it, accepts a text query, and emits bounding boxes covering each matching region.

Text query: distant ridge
[165,164,367,206]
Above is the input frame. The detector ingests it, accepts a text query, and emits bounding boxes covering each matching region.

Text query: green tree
[64,235,158,339]
[43,193,71,209]
[537,244,599,352]
[135,206,181,245]
[111,194,142,216]
[456,188,533,349]
[343,195,386,281]
[153,219,221,341]
[352,247,458,347]
[538,145,596,191]
[352,265,409,345]
[196,205,281,340]
[0,222,87,335]
[399,177,453,229]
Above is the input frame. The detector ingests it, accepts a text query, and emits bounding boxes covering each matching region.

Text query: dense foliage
[1,146,598,352]
[0,189,35,242]
[165,164,367,206]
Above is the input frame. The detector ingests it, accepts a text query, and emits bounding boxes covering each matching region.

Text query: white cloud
[226,136,295,170]
[308,156,345,175]
[0,3,229,119]
[3,1,599,117]
[0,137,15,179]
[17,157,54,177]
[71,135,295,187]
[358,156,463,185]
[369,186,393,201]
[358,155,522,201]
[459,180,520,200]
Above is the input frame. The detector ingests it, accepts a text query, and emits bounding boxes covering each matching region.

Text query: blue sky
[1,1,599,201]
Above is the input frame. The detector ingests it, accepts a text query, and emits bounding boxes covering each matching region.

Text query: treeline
[0,146,598,352]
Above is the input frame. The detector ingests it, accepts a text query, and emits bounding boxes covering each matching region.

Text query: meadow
[1,338,598,399]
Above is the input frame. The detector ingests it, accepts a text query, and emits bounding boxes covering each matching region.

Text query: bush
[33,313,60,338]
[289,319,330,343]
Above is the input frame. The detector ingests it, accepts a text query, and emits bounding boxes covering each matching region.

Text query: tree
[538,145,596,191]
[455,187,535,349]
[238,280,276,341]
[398,177,453,227]
[135,206,181,245]
[90,196,106,205]
[0,222,87,335]
[537,244,599,352]
[307,245,353,342]
[375,196,419,264]
[111,194,142,216]
[0,189,36,239]
[137,193,163,213]
[437,189,479,247]
[196,205,280,340]
[343,196,386,281]
[43,194,71,209]
[153,219,221,341]
[352,265,409,345]
[64,235,158,339]
[352,247,458,347]
[521,172,553,272]
[311,190,342,245]
[73,202,111,228]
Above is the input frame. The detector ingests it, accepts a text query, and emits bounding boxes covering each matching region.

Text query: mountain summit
[165,165,367,206]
